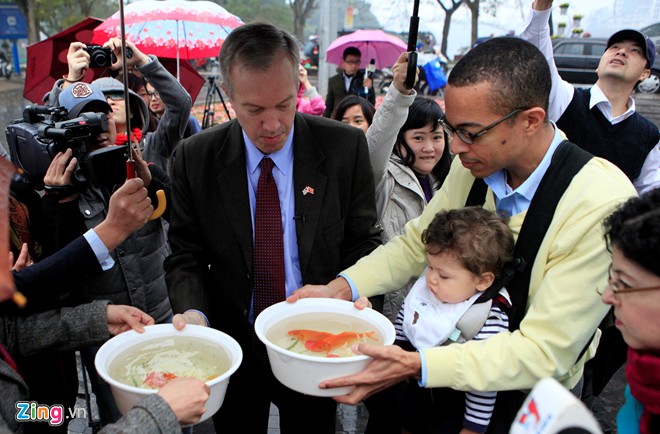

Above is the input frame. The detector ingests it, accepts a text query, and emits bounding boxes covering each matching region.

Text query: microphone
[509,378,603,434]
[363,59,376,96]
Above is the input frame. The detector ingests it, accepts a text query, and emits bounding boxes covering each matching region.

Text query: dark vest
[556,87,659,181]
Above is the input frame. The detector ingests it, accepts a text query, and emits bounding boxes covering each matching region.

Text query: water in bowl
[108,335,232,389]
[266,312,385,358]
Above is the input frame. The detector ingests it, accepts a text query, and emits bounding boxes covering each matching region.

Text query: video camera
[5,104,129,191]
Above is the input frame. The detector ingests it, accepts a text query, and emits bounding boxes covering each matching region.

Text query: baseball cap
[59,82,111,119]
[607,29,656,68]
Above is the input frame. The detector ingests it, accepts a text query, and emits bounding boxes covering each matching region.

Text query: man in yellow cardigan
[290,36,636,432]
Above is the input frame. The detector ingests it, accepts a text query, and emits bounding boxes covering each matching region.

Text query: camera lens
[91,49,110,67]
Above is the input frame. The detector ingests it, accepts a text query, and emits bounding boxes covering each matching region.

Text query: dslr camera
[5,104,129,191]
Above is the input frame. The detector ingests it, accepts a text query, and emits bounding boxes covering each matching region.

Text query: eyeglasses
[439,107,530,145]
[105,94,125,101]
[596,264,660,298]
[344,59,361,65]
[147,91,160,99]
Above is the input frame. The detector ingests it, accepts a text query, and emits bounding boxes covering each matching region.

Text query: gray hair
[219,22,300,97]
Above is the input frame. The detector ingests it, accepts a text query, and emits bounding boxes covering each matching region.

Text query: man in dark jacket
[323,46,376,117]
[166,23,381,434]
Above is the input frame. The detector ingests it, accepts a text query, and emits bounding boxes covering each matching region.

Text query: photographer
[46,38,191,174]
[39,80,174,426]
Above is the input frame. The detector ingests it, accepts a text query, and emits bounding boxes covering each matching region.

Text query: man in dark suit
[165,23,381,434]
[322,46,376,117]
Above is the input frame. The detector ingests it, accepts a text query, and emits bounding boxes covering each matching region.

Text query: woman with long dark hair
[366,53,452,322]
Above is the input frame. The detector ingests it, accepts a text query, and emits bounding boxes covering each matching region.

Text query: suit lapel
[292,115,327,276]
[215,121,254,271]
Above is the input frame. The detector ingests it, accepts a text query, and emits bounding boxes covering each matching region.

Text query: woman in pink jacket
[296,64,326,116]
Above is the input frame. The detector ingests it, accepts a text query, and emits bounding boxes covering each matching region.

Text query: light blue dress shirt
[483,122,565,217]
[83,229,114,271]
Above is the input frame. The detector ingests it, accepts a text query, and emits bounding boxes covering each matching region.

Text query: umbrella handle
[125,153,165,221]
[149,190,166,221]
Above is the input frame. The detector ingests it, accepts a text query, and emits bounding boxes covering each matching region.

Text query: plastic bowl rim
[94,323,243,394]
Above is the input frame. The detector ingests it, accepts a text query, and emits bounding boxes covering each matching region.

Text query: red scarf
[115,127,143,146]
[626,346,660,434]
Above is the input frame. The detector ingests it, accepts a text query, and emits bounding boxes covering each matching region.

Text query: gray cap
[59,82,111,119]
[93,77,149,137]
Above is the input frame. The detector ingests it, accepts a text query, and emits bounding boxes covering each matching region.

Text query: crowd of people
[2,0,660,432]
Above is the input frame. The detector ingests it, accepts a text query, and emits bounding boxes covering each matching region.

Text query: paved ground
[2,70,650,434]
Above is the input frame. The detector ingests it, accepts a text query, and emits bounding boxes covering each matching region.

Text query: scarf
[415,173,433,203]
[114,127,143,146]
[626,346,660,434]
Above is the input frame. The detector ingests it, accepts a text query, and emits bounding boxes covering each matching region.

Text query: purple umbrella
[326,29,407,70]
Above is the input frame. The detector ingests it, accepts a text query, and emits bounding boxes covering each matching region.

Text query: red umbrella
[24,17,205,104]
[326,30,407,70]
[24,17,106,103]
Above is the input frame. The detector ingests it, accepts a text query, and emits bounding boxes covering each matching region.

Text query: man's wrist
[329,276,354,301]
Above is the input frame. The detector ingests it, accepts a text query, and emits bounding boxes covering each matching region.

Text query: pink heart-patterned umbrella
[92,0,243,62]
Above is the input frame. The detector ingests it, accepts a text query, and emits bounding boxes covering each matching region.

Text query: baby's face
[425,251,483,304]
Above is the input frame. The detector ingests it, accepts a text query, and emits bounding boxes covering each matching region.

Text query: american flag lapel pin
[302,186,315,196]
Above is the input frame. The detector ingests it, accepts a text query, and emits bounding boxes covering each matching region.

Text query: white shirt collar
[589,83,635,124]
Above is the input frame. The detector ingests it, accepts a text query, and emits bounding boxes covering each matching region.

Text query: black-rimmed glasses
[596,264,660,298]
[439,107,530,145]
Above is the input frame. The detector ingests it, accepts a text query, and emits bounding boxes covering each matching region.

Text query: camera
[5,104,129,190]
[84,45,133,68]
[84,45,113,67]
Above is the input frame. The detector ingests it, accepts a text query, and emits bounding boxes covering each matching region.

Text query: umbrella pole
[176,20,180,81]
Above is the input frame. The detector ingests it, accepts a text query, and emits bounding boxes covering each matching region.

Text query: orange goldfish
[288,329,378,356]
[287,329,333,343]
[307,331,377,353]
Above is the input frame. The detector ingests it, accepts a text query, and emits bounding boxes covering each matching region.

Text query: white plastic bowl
[255,298,395,397]
[95,324,242,423]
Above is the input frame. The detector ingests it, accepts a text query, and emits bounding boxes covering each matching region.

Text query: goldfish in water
[306,331,377,353]
[287,329,333,343]
[143,371,178,388]
[288,329,377,356]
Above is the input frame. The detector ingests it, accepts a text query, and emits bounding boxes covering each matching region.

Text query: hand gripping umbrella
[116,0,165,220]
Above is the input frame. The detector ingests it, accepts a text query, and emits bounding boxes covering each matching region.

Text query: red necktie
[253,158,285,319]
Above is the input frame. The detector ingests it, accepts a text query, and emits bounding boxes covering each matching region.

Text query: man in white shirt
[520,0,660,194]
